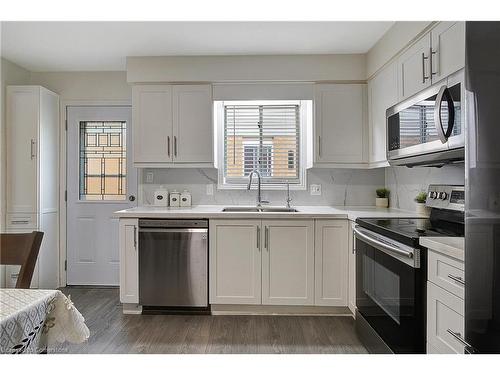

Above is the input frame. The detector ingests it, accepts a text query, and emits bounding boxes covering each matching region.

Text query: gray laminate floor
[55,287,367,354]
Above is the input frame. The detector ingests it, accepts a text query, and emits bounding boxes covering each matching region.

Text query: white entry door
[67,106,137,285]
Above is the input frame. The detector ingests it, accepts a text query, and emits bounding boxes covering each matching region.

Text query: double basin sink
[222,206,299,213]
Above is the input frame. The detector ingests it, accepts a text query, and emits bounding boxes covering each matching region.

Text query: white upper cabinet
[172,85,213,164]
[430,22,466,82]
[314,220,349,307]
[133,85,173,164]
[398,22,465,101]
[314,84,367,166]
[262,220,314,306]
[368,61,398,166]
[397,33,432,100]
[132,84,213,167]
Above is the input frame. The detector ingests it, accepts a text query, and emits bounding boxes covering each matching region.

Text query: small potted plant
[375,188,390,208]
[414,191,430,215]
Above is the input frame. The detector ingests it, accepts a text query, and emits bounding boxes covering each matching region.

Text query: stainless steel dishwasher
[138,219,208,311]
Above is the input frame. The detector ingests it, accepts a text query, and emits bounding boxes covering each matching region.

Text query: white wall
[127,54,367,83]
[385,165,465,211]
[30,71,131,101]
[366,21,433,78]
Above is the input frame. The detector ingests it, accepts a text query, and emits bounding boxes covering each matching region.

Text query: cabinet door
[427,282,465,354]
[398,34,432,100]
[431,22,465,82]
[132,85,173,164]
[315,220,349,306]
[314,84,367,164]
[6,86,39,214]
[119,218,139,304]
[262,220,314,305]
[172,85,213,164]
[348,221,356,314]
[209,220,261,304]
[368,61,398,166]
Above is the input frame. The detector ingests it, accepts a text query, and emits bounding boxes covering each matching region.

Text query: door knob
[128,195,136,202]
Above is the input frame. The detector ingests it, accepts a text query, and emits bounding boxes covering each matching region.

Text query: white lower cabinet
[209,220,261,304]
[426,249,465,354]
[348,221,356,315]
[209,219,349,308]
[262,220,314,306]
[314,220,348,306]
[119,218,139,304]
[427,282,465,354]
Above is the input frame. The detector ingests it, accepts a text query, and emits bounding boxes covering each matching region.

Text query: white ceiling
[1,21,393,72]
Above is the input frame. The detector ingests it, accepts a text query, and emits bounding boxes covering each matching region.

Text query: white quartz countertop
[114,205,424,221]
[419,236,465,262]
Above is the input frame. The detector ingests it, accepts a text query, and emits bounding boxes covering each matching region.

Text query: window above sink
[214,100,311,191]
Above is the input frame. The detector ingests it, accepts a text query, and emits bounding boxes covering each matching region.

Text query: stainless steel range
[354,185,465,353]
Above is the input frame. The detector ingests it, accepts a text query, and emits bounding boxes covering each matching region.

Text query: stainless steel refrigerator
[465,21,500,353]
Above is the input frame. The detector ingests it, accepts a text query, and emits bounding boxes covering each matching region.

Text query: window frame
[215,99,309,190]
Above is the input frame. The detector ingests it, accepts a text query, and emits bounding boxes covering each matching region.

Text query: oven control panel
[426,185,464,211]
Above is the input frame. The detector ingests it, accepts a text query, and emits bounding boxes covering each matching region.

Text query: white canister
[169,190,180,207]
[180,190,192,207]
[153,190,169,206]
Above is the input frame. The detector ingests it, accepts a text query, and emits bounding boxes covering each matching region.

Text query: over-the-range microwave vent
[388,147,465,168]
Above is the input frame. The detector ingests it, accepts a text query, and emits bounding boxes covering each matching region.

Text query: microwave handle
[434,85,456,144]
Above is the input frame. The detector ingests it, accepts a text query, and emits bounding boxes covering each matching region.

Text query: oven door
[354,226,426,353]
[386,77,464,162]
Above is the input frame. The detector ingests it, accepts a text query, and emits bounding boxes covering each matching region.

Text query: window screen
[223,103,300,185]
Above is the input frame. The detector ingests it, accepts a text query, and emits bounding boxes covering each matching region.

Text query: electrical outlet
[310,184,322,196]
[146,172,154,183]
[206,184,214,196]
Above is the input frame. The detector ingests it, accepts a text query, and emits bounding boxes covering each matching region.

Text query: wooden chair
[0,232,44,288]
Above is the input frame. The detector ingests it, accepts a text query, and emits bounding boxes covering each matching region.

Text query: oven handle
[353,226,414,259]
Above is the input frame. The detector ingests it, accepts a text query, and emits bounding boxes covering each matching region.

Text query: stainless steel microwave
[386,71,465,167]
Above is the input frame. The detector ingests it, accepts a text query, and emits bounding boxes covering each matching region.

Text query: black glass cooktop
[356,217,464,247]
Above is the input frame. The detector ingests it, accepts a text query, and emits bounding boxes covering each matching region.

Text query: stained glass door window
[79,121,127,201]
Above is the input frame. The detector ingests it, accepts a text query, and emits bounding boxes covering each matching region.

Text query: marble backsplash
[385,164,465,211]
[139,168,385,207]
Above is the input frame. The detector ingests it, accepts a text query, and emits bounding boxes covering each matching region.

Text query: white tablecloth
[0,289,90,354]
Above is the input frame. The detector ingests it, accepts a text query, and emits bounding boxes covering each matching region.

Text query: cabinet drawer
[428,250,464,298]
[6,213,38,229]
[427,282,465,354]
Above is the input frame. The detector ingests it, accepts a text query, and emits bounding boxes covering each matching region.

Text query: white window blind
[223,102,301,185]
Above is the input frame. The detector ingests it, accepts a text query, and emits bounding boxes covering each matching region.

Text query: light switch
[146,172,154,183]
[310,184,322,196]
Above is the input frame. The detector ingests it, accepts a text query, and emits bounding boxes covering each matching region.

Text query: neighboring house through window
[216,100,309,189]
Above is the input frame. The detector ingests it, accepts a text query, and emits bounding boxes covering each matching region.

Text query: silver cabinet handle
[11,220,29,224]
[30,139,36,160]
[447,329,472,349]
[318,136,322,158]
[421,52,429,83]
[430,48,437,77]
[257,226,261,250]
[133,226,137,250]
[264,226,269,250]
[174,136,178,157]
[167,136,171,157]
[448,274,465,285]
